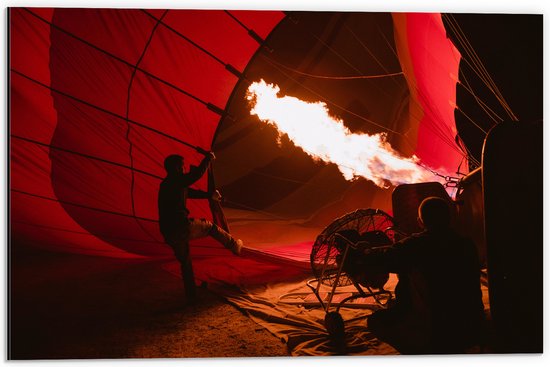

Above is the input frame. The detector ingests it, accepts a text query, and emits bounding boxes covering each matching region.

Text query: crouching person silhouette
[343,197,485,354]
[158,152,243,303]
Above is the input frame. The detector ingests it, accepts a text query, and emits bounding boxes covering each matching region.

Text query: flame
[247,80,442,188]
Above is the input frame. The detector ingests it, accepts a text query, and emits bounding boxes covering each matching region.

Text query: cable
[260,54,407,138]
[11,135,163,179]
[264,57,403,80]
[223,199,292,221]
[224,11,249,31]
[224,10,269,48]
[11,69,201,152]
[443,14,518,121]
[11,188,159,222]
[343,23,403,88]
[269,14,467,164]
[291,14,395,100]
[142,10,225,67]
[456,107,488,135]
[12,220,164,245]
[20,8,225,117]
[260,54,465,179]
[458,70,504,124]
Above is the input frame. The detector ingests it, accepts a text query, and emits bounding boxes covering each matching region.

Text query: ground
[9,246,289,359]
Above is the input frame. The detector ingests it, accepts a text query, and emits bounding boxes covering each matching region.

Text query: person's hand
[212,190,222,202]
[195,147,215,160]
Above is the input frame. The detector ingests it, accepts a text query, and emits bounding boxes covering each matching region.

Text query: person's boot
[227,239,243,256]
[209,224,243,255]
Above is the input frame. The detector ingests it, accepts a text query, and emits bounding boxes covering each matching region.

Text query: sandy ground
[9,246,289,360]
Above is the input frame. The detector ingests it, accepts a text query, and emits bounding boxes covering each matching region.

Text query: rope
[264,57,403,80]
[417,163,461,188]
[270,13,468,168]
[11,188,159,222]
[260,54,407,138]
[260,55,464,180]
[458,71,504,124]
[442,14,518,121]
[456,107,489,135]
[11,135,163,179]
[141,10,226,67]
[12,220,164,245]
[224,10,249,31]
[343,23,403,87]
[223,200,290,221]
[433,14,488,167]
[290,14,395,100]
[11,69,202,152]
[224,10,266,47]
[21,8,224,117]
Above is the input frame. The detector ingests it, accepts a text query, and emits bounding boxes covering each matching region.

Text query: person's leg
[168,236,196,302]
[367,305,431,354]
[188,218,242,255]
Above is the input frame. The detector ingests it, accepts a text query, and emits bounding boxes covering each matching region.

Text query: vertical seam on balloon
[21,8,213,107]
[124,9,170,242]
[11,69,199,150]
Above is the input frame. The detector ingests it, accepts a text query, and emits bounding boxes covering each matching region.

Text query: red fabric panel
[139,23,237,109]
[10,8,52,83]
[49,26,133,117]
[49,150,133,214]
[128,71,219,158]
[49,97,131,166]
[228,10,285,39]
[11,140,56,198]
[129,71,219,145]
[162,10,260,71]
[51,8,157,65]
[407,14,462,171]
[10,74,56,143]
[393,13,462,174]
[145,9,166,19]
[26,7,54,20]
[10,8,285,261]
[11,193,140,258]
[10,8,469,287]
[10,9,135,257]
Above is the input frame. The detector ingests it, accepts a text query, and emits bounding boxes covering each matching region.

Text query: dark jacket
[158,157,211,239]
[360,228,485,345]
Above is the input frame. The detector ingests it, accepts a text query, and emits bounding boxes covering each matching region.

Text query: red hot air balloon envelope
[10,9,462,285]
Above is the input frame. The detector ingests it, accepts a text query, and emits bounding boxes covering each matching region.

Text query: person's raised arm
[188,188,211,199]
[188,188,222,201]
[183,151,215,185]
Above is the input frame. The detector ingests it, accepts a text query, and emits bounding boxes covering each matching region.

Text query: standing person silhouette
[158,152,243,304]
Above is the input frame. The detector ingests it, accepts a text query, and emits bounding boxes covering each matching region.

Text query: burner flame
[247,80,441,188]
